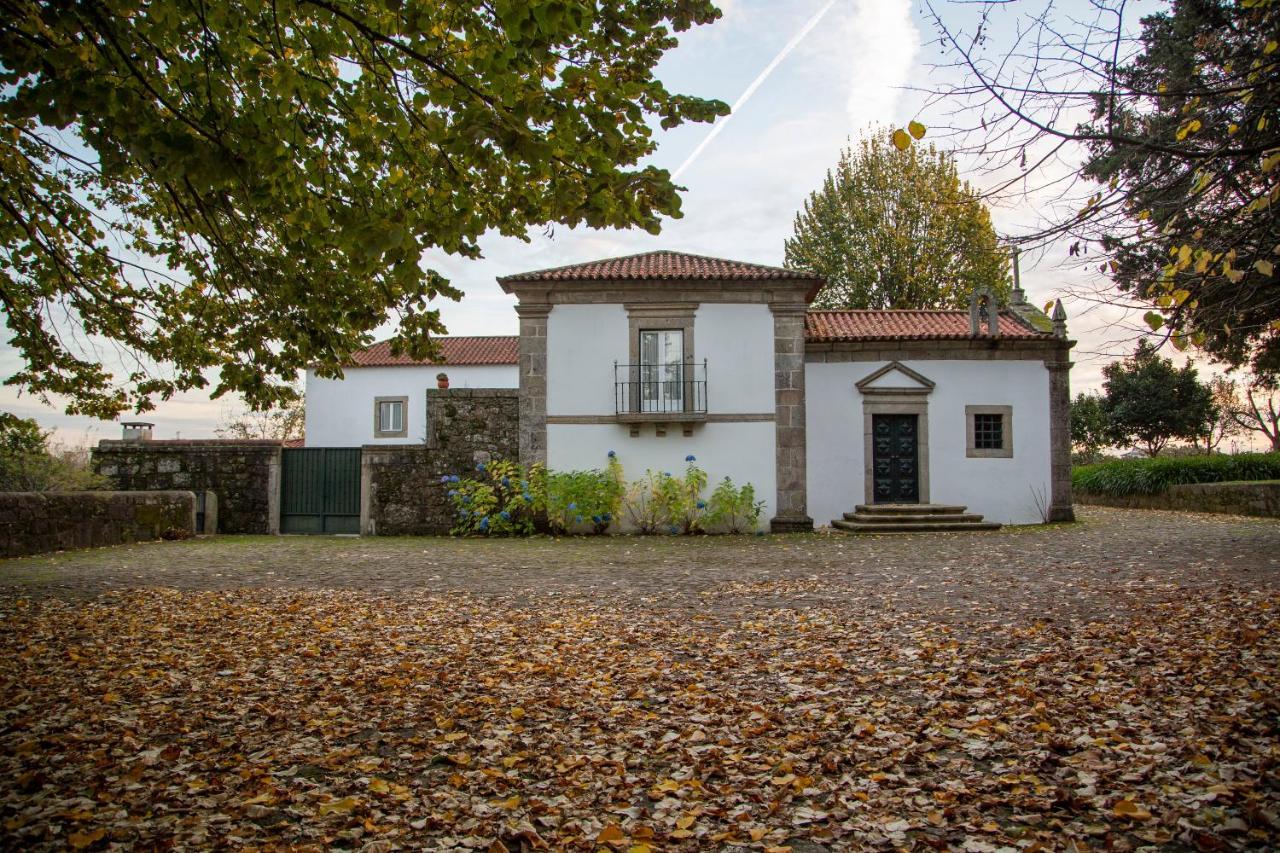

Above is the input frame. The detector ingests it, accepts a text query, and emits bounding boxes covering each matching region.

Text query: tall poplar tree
[784,129,1009,310]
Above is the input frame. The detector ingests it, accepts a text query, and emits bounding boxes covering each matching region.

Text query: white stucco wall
[806,359,1053,525]
[547,304,629,417]
[305,364,518,447]
[544,302,778,525]
[547,423,777,527]
[546,303,776,417]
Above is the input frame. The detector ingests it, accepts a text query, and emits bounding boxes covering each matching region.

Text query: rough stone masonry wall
[93,440,281,534]
[0,491,195,558]
[1077,481,1280,518]
[362,389,520,535]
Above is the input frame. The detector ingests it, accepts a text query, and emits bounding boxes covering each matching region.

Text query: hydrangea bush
[449,452,763,536]
[445,459,546,537]
[543,452,625,535]
[705,476,766,533]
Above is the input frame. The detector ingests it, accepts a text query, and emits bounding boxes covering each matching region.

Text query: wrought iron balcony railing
[614,360,707,417]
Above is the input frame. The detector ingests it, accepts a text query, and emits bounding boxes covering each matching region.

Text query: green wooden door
[281,448,362,534]
[871,414,920,504]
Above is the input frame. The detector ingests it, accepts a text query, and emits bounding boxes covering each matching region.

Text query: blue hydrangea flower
[501,476,510,487]
[460,509,470,518]
[476,462,486,472]
[696,500,707,509]
[462,495,471,504]
[500,511,511,521]
[602,512,612,522]
[447,490,456,498]
[568,502,577,511]
[449,475,461,483]
[685,454,696,462]
[479,517,490,530]
[523,493,533,503]
[439,475,451,484]
[592,515,601,524]
[607,450,616,458]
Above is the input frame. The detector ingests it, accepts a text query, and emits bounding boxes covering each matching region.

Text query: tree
[1229,380,1280,452]
[1198,376,1242,453]
[0,412,102,491]
[784,128,1009,310]
[924,0,1280,379]
[1070,392,1111,461]
[1102,340,1216,456]
[216,394,305,442]
[1,1,728,419]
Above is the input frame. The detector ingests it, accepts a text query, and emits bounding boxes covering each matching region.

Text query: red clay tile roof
[349,336,518,367]
[499,250,823,283]
[805,310,1051,342]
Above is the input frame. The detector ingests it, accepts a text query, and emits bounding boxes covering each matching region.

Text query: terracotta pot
[437,374,449,389]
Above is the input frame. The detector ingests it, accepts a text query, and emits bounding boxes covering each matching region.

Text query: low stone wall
[364,389,520,535]
[0,491,195,558]
[1077,481,1280,518]
[93,440,281,534]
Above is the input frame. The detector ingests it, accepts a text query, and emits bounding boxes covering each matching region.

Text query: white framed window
[374,396,408,438]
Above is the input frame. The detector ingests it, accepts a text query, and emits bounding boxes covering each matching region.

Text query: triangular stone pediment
[856,361,935,395]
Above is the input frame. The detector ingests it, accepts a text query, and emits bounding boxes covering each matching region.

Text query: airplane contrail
[672,0,839,180]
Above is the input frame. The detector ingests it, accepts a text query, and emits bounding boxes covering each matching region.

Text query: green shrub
[705,476,766,533]
[623,469,665,534]
[1072,452,1280,497]
[544,453,625,535]
[0,413,106,492]
[622,456,712,534]
[447,459,546,536]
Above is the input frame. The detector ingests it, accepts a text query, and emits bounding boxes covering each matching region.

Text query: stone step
[831,519,1002,534]
[843,511,986,524]
[854,503,968,515]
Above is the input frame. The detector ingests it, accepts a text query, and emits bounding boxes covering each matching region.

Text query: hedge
[1072,452,1280,497]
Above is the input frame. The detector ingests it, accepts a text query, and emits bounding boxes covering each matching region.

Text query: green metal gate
[280,448,362,534]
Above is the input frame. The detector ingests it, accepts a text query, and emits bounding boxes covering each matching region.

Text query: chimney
[121,421,154,442]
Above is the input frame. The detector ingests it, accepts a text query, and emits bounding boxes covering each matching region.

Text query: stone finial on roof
[1051,299,1068,338]
[969,288,999,337]
[1009,246,1027,306]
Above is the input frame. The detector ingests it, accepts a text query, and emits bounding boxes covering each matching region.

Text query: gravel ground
[3,506,1276,631]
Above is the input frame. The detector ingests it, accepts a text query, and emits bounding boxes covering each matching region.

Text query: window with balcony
[615,328,707,419]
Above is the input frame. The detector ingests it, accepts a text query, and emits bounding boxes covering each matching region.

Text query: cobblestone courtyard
[3,507,1277,628]
[2,507,1277,850]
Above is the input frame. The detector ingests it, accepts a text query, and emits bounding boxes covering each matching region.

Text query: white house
[305,336,518,447]
[306,250,1074,529]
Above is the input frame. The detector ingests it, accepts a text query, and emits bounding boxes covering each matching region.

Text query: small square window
[966,405,1013,458]
[973,413,1003,449]
[374,396,408,438]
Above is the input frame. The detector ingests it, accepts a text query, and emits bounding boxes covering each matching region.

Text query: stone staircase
[831,503,1001,534]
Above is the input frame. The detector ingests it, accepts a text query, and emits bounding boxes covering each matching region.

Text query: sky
[3,0,1261,450]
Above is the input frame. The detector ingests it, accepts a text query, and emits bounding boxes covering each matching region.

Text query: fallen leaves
[0,581,1277,850]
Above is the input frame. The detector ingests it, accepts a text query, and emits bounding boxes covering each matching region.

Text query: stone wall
[0,491,195,558]
[363,389,520,535]
[93,440,281,534]
[1077,481,1280,518]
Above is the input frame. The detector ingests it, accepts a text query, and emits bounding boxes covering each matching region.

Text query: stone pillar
[770,303,813,533]
[1047,354,1075,522]
[515,303,551,466]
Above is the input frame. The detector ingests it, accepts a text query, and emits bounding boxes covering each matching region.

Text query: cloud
[843,0,920,127]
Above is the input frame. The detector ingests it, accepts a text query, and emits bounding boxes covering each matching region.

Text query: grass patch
[1072,452,1280,497]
